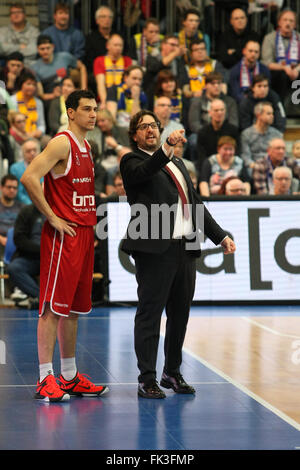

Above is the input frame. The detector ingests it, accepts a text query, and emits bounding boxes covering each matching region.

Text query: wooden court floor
[1,304,300,451]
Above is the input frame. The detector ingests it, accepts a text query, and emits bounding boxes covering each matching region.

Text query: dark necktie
[165,165,189,219]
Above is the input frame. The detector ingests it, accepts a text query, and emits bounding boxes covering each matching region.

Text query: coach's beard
[144,134,161,152]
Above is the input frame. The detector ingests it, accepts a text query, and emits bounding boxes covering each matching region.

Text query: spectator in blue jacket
[10,138,41,205]
[42,2,85,60]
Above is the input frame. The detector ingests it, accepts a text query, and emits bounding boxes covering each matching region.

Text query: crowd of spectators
[0,1,299,305]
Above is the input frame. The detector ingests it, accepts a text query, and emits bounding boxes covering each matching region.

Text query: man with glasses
[120,110,235,399]
[0,3,39,67]
[218,7,259,70]
[252,137,294,194]
[272,166,298,195]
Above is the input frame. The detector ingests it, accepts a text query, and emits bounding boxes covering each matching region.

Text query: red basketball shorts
[39,221,95,317]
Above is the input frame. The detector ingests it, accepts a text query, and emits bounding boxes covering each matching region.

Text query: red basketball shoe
[58,372,109,397]
[35,374,70,402]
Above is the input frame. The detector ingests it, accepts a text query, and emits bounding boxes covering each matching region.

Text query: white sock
[39,362,54,382]
[60,357,77,381]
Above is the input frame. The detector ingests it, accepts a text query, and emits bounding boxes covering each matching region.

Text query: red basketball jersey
[44,130,96,226]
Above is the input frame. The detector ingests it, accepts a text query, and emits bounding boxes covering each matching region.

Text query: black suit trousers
[133,239,196,384]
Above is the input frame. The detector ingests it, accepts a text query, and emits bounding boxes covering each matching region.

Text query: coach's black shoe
[138,380,166,399]
[160,372,195,394]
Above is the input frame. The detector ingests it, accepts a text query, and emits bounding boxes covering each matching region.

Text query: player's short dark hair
[65,90,96,111]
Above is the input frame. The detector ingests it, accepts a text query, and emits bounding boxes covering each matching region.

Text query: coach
[120,110,236,399]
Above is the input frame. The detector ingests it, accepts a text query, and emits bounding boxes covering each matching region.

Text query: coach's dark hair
[65,90,96,111]
[128,110,162,149]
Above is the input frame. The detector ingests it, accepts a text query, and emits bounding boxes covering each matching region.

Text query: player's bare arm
[21,135,77,238]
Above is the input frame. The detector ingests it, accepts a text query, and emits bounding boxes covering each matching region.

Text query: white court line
[0,381,228,388]
[180,342,300,432]
[241,316,300,339]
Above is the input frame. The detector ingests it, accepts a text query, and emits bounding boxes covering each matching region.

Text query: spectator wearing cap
[42,2,85,60]
[31,35,87,104]
[0,3,39,67]
[0,52,24,95]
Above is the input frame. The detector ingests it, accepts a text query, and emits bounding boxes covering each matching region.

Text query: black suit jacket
[120,146,227,257]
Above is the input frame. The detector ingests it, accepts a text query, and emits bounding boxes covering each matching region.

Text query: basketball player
[21,90,109,402]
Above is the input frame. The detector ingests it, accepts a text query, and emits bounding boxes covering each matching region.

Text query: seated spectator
[240,101,283,169]
[10,138,40,205]
[11,71,49,148]
[93,34,132,109]
[173,139,197,175]
[239,74,286,132]
[199,136,251,196]
[31,35,87,104]
[0,3,39,67]
[218,175,247,195]
[86,109,129,168]
[196,99,240,172]
[7,203,45,309]
[0,52,24,96]
[217,7,260,70]
[107,65,147,129]
[272,166,299,195]
[187,71,239,161]
[261,8,300,105]
[85,6,116,73]
[102,142,131,193]
[129,17,164,68]
[287,140,300,180]
[154,69,183,122]
[7,111,31,162]
[97,171,126,203]
[153,95,184,143]
[228,40,271,102]
[88,140,111,198]
[143,34,187,109]
[182,39,227,99]
[0,174,23,258]
[188,71,239,134]
[177,8,210,63]
[47,76,77,135]
[252,137,295,194]
[42,2,85,60]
